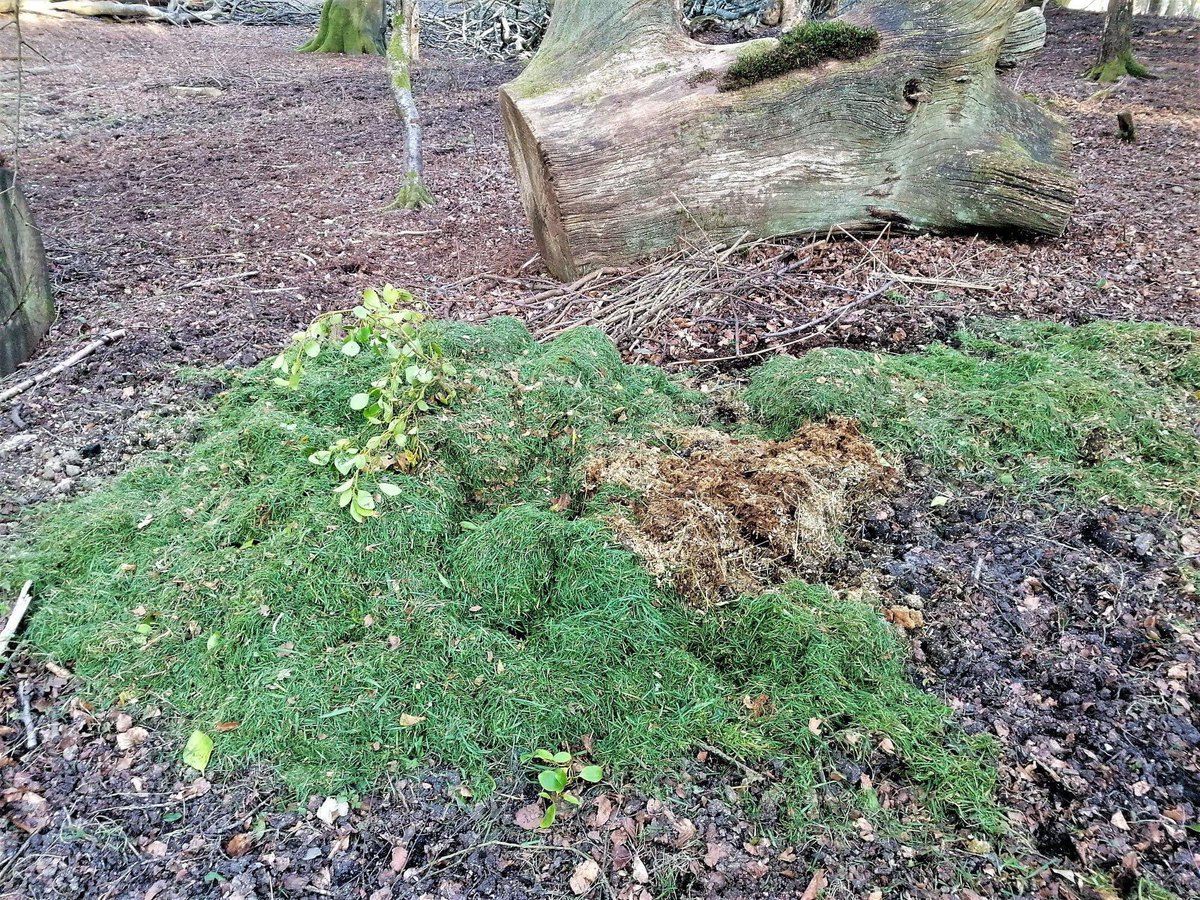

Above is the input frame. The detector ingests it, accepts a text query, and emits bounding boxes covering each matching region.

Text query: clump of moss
[720,20,881,92]
[745,318,1200,512]
[1086,50,1153,83]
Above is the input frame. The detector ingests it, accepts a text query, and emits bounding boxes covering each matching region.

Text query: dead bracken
[584,418,898,606]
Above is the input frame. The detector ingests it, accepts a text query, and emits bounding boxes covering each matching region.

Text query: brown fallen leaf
[569,858,601,895]
[703,841,730,868]
[214,721,241,733]
[398,714,426,727]
[225,832,255,857]
[592,794,615,828]
[514,802,544,831]
[116,727,149,751]
[800,867,827,900]
[885,606,925,630]
[550,493,572,513]
[390,844,409,872]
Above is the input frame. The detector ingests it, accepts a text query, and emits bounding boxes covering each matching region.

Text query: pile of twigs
[429,234,899,363]
[422,0,550,59]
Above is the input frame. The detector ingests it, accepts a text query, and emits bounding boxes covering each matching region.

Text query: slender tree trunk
[299,0,384,55]
[1086,0,1149,81]
[386,5,434,210]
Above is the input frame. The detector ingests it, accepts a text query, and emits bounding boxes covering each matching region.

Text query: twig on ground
[0,581,34,664]
[697,742,768,784]
[17,680,37,749]
[0,330,127,405]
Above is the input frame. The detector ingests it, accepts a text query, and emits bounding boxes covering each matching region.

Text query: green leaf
[539,803,557,828]
[562,792,581,807]
[342,341,361,357]
[305,341,321,359]
[579,765,604,784]
[308,450,332,466]
[349,393,371,411]
[182,730,214,773]
[552,751,572,764]
[379,483,403,497]
[538,768,568,793]
[533,749,557,763]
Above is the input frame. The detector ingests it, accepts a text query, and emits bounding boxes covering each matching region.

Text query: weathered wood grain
[500,0,1077,280]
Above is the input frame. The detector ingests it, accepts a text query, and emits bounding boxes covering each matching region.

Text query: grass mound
[6,317,998,834]
[745,319,1200,512]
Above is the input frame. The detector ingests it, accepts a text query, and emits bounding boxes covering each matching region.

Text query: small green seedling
[522,749,604,827]
[271,285,459,522]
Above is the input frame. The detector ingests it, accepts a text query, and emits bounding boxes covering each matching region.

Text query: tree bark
[500,0,1077,281]
[997,7,1046,69]
[1087,0,1149,81]
[299,0,384,55]
[0,168,55,377]
[386,6,433,210]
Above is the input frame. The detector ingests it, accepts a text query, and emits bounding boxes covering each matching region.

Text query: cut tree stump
[0,168,55,377]
[500,0,1077,280]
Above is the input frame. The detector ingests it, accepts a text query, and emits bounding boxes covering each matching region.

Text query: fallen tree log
[500,0,1076,280]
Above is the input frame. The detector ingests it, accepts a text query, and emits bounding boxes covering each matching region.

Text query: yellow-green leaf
[182,730,214,773]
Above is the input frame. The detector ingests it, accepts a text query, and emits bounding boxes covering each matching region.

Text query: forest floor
[1,8,1199,900]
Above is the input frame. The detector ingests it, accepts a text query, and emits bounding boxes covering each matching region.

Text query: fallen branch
[17,680,37,750]
[0,581,34,665]
[0,329,127,405]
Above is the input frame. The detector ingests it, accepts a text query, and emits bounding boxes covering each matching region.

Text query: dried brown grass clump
[583,419,898,606]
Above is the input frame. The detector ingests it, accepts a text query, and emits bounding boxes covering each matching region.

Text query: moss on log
[500,0,1078,280]
[0,168,55,377]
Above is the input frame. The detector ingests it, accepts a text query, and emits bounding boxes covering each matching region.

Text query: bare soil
[1,9,1198,900]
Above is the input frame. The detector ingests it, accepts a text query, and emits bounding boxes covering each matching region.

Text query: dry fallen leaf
[569,858,601,895]
[800,868,827,900]
[225,832,255,857]
[390,845,409,872]
[315,796,348,825]
[630,854,649,884]
[116,726,149,751]
[214,721,241,733]
[592,794,615,828]
[398,714,426,727]
[1111,810,1130,830]
[514,802,544,831]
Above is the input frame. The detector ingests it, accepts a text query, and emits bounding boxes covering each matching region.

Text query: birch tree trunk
[500,0,1077,280]
[386,6,434,210]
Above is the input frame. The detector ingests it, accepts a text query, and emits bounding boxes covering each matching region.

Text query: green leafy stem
[271,285,458,522]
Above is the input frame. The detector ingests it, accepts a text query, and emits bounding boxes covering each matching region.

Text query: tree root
[386,172,434,212]
[1085,51,1152,82]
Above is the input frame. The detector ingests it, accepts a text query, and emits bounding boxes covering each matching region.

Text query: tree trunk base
[500,1,1078,281]
[1085,51,1152,82]
[299,0,383,55]
[0,168,55,378]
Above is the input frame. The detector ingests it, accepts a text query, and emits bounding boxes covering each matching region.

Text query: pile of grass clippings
[5,317,1000,836]
[584,419,897,605]
[745,319,1200,513]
